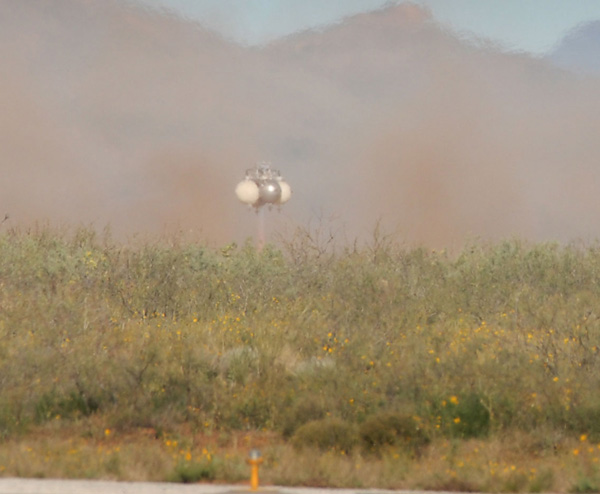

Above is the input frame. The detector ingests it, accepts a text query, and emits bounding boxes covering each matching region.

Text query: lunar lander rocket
[235,162,292,249]
[235,162,291,209]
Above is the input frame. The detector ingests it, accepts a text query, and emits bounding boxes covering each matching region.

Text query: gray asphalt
[0,479,424,494]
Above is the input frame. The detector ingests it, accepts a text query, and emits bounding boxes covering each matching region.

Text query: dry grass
[1,424,598,491]
[3,225,600,491]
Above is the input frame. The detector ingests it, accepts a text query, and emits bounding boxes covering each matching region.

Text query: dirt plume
[2,1,600,247]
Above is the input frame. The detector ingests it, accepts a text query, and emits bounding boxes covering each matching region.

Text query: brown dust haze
[2,1,600,247]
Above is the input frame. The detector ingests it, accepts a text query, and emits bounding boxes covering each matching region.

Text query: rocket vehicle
[235,163,291,209]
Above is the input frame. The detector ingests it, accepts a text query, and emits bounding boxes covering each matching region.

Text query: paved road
[0,479,418,494]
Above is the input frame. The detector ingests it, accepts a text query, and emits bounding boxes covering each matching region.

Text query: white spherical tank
[277,181,292,204]
[235,180,260,205]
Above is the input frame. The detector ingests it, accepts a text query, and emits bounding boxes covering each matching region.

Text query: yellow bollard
[246,449,264,491]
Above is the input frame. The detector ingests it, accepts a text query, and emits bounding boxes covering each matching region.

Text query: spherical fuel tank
[258,180,281,204]
[235,180,260,205]
[277,181,292,204]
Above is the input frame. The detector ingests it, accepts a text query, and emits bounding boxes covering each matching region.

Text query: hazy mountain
[264,4,600,246]
[2,1,600,247]
[549,20,600,76]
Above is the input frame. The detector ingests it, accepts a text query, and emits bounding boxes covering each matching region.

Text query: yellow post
[246,449,263,491]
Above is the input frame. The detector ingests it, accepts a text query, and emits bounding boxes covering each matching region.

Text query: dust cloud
[1,0,600,247]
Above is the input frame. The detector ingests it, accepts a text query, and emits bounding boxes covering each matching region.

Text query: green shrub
[35,390,100,422]
[453,393,491,438]
[281,397,326,438]
[228,395,271,430]
[168,460,216,483]
[427,393,491,439]
[359,412,428,453]
[570,475,600,494]
[529,468,555,493]
[292,418,358,452]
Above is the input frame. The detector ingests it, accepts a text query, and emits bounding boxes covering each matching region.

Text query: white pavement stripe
[0,479,437,494]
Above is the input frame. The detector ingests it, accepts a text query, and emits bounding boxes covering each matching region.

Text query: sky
[136,0,600,55]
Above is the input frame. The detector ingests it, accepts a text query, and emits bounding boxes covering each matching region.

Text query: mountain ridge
[548,20,600,76]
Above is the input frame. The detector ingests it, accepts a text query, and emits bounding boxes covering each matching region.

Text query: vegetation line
[1,226,600,491]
